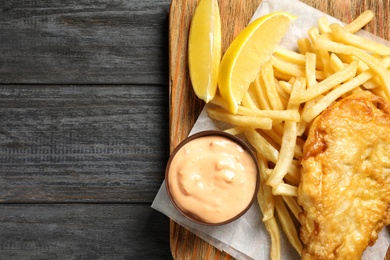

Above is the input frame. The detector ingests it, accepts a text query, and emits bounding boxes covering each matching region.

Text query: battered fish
[298,91,390,259]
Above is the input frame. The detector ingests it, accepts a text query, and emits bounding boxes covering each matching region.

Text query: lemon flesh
[218,12,296,114]
[188,0,221,103]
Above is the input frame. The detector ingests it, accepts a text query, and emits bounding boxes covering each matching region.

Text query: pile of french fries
[207,10,390,259]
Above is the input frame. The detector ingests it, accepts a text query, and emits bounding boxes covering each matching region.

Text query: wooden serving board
[168,0,390,258]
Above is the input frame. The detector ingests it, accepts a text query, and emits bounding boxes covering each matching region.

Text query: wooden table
[0,0,389,259]
[0,0,172,259]
[169,0,390,259]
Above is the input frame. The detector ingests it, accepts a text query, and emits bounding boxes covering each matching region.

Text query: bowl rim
[165,130,260,226]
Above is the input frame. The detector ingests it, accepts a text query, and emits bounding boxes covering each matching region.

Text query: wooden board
[168,0,390,258]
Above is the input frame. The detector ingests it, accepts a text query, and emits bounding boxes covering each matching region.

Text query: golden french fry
[290,60,358,104]
[207,107,273,129]
[337,53,370,73]
[275,84,290,108]
[257,153,275,222]
[318,48,332,77]
[241,91,260,110]
[297,38,313,54]
[289,77,307,106]
[244,128,279,163]
[315,37,390,100]
[267,78,305,187]
[264,217,281,260]
[272,182,298,196]
[302,69,373,122]
[238,106,300,122]
[285,164,301,186]
[318,16,331,34]
[223,127,244,136]
[305,52,317,88]
[266,121,297,188]
[262,61,285,110]
[261,128,303,161]
[282,195,302,220]
[308,27,320,43]
[275,46,306,65]
[254,75,272,110]
[256,153,281,260]
[279,81,292,95]
[329,52,346,72]
[343,10,374,33]
[271,55,306,78]
[330,23,390,55]
[274,196,303,255]
[273,69,296,82]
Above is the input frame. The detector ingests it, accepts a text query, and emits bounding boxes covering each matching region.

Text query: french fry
[290,60,358,104]
[262,61,285,110]
[315,37,390,100]
[282,195,302,220]
[329,52,346,72]
[207,107,273,129]
[330,23,390,55]
[261,128,303,160]
[297,38,313,54]
[318,16,331,34]
[244,128,279,163]
[302,69,374,122]
[267,121,297,188]
[223,126,244,136]
[343,10,374,33]
[275,46,306,65]
[257,154,275,221]
[256,153,281,260]
[274,196,303,255]
[279,80,292,95]
[241,91,260,110]
[308,27,320,43]
[264,218,281,260]
[305,52,317,88]
[272,182,298,196]
[274,80,290,105]
[253,75,272,110]
[238,106,300,122]
[271,55,306,78]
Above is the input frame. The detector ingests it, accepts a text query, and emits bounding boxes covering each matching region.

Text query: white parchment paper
[152,0,390,259]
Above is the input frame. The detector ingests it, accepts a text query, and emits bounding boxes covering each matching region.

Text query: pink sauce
[168,135,257,224]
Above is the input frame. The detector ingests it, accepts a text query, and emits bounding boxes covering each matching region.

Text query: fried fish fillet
[298,91,390,259]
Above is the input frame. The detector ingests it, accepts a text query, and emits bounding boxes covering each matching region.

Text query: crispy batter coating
[298,91,390,259]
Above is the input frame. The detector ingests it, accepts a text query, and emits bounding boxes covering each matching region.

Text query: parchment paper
[152,0,390,259]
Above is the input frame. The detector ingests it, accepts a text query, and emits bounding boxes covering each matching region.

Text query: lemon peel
[218,12,296,114]
[188,0,221,103]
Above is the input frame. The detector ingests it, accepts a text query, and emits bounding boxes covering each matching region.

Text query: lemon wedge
[218,12,296,114]
[188,0,221,103]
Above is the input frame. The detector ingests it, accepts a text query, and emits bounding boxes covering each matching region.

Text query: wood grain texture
[168,0,390,259]
[0,204,171,259]
[0,85,169,203]
[0,0,170,84]
[0,0,174,258]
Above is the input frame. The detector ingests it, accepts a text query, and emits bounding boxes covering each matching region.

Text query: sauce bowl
[165,130,260,226]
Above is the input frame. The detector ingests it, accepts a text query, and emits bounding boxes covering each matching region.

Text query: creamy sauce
[168,135,257,224]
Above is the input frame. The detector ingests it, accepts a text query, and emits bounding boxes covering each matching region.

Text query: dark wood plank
[0,0,170,84]
[0,85,169,203]
[0,203,172,259]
